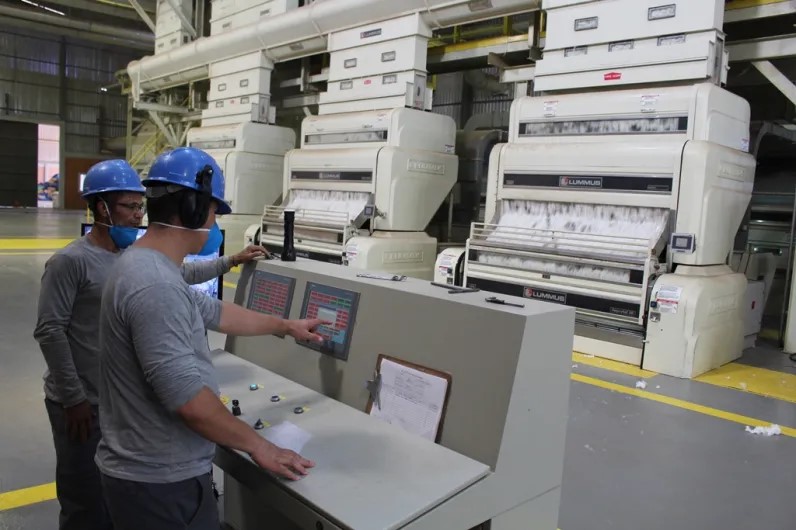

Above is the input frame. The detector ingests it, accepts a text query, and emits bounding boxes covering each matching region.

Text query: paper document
[369,358,449,442]
[263,421,312,454]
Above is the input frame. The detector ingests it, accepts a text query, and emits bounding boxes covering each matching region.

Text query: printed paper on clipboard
[367,356,451,443]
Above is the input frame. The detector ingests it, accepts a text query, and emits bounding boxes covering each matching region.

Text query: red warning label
[604,72,622,81]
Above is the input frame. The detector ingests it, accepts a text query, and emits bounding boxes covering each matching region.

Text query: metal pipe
[778,180,796,346]
[0,16,153,51]
[127,0,540,93]
[0,4,153,46]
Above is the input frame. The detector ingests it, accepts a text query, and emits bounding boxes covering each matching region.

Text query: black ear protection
[178,164,214,229]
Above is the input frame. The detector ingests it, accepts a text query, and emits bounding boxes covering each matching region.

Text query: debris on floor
[744,424,782,437]
[635,380,647,389]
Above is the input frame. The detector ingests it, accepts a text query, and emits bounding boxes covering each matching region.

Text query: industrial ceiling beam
[751,60,796,107]
[128,0,156,33]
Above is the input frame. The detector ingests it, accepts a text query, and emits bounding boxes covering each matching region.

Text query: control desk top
[213,349,490,530]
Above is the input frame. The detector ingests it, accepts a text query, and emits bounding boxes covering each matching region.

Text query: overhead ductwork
[127,0,540,95]
[0,4,154,51]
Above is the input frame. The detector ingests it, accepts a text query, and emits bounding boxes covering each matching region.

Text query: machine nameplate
[503,173,673,192]
[291,171,373,182]
[468,278,640,319]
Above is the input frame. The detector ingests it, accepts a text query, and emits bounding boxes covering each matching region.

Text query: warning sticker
[344,243,359,264]
[655,285,682,314]
[543,100,558,117]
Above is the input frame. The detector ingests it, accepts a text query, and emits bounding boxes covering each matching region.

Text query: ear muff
[178,164,214,229]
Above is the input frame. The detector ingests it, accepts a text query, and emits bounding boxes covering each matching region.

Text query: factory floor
[0,208,794,530]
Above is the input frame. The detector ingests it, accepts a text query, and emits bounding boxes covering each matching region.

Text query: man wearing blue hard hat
[96,147,324,530]
[34,158,268,530]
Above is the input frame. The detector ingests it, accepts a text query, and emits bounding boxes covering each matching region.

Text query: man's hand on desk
[230,245,269,266]
[251,439,315,481]
[284,319,329,343]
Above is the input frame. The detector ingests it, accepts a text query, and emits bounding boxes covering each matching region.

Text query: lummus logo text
[523,287,567,304]
[559,176,603,188]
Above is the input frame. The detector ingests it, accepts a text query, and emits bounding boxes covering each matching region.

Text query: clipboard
[365,354,453,444]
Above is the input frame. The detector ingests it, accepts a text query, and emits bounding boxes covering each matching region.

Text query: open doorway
[37,124,61,208]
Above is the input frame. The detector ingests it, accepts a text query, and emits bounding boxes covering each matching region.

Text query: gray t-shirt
[95,247,223,483]
[34,236,231,407]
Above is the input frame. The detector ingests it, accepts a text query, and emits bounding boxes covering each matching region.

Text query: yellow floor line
[572,352,657,379]
[1,372,792,513]
[0,238,73,250]
[0,482,56,512]
[0,251,55,256]
[695,363,796,404]
[572,373,796,438]
[223,281,237,289]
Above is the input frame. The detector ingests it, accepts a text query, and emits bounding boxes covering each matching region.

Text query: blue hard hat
[143,147,231,215]
[81,160,145,198]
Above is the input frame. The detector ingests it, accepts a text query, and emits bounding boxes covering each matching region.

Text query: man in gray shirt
[97,147,322,530]
[33,159,267,530]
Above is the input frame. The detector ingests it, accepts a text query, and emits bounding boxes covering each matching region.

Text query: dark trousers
[101,472,220,530]
[44,398,112,530]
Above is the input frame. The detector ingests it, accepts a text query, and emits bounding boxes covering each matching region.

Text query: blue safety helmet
[142,147,231,215]
[81,159,145,198]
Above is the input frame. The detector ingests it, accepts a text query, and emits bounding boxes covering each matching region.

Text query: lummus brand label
[523,287,567,304]
[559,176,603,188]
[407,159,445,175]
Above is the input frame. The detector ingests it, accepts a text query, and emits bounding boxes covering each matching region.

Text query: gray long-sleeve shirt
[33,236,232,407]
[96,247,222,482]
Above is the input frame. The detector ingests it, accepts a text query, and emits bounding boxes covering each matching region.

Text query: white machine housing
[258,107,457,279]
[461,83,755,377]
[209,0,299,35]
[535,0,728,91]
[187,122,295,215]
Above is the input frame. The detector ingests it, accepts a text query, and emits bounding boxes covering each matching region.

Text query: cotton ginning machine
[451,83,756,378]
[254,107,458,279]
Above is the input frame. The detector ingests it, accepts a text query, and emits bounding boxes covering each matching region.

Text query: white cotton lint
[285,190,370,224]
[480,201,668,282]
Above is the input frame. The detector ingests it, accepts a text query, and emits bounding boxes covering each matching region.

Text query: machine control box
[670,233,696,254]
[296,282,360,360]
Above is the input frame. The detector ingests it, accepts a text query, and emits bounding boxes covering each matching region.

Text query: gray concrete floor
[1,209,794,530]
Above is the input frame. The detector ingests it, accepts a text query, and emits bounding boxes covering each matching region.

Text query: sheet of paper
[263,421,312,454]
[369,358,448,442]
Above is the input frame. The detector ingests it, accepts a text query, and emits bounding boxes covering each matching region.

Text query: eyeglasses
[116,202,147,214]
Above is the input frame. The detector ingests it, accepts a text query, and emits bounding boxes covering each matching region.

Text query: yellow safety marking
[758,328,779,341]
[231,265,241,273]
[725,0,789,11]
[0,251,54,256]
[695,363,796,404]
[223,281,237,289]
[0,238,73,250]
[427,34,528,55]
[572,352,657,379]
[572,373,796,438]
[0,482,56,512]
[2,371,793,513]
